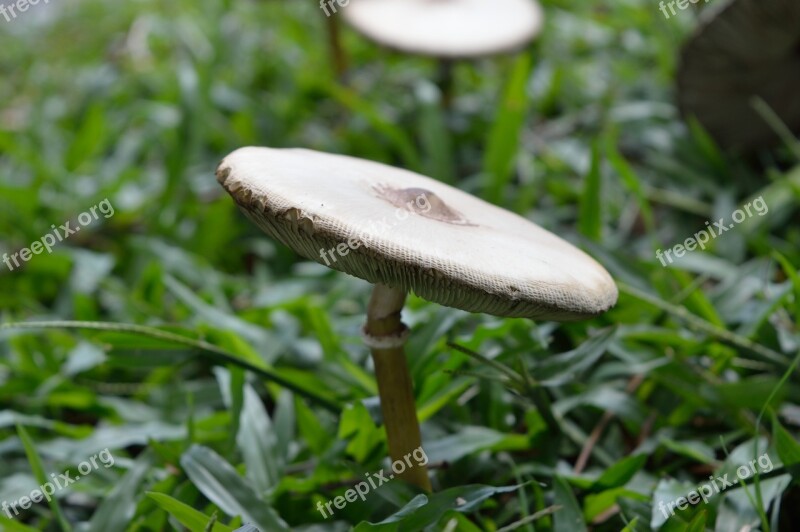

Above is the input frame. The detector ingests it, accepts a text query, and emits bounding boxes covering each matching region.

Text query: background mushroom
[342,0,544,107]
[342,0,544,60]
[676,0,800,153]
[216,146,618,492]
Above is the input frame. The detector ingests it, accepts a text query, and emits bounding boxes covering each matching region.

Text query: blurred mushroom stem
[436,59,455,111]
[325,15,348,78]
[365,283,432,492]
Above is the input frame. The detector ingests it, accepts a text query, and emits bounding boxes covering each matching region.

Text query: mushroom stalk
[364,283,432,492]
[325,15,348,78]
[437,59,455,110]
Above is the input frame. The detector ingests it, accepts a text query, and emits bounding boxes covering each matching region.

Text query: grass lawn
[0,0,798,530]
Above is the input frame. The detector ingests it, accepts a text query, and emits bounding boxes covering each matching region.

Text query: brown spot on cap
[373,184,474,226]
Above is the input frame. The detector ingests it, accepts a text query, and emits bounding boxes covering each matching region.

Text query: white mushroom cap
[216,147,617,321]
[677,0,800,152]
[342,0,544,59]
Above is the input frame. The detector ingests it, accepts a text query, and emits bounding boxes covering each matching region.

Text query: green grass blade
[578,140,603,241]
[618,283,793,367]
[0,516,40,532]
[0,321,340,412]
[147,492,235,532]
[483,53,533,203]
[16,425,72,531]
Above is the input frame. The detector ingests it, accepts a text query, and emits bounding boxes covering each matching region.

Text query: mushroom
[341,0,544,106]
[341,0,544,60]
[676,0,800,153]
[216,147,617,492]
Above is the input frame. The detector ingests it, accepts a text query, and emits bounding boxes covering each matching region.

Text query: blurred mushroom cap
[342,0,544,59]
[217,147,618,321]
[677,0,800,152]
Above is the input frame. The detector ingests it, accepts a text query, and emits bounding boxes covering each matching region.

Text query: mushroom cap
[216,147,617,321]
[676,0,800,152]
[341,0,544,59]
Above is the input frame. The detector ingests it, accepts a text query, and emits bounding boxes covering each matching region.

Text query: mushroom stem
[325,15,348,78]
[365,283,432,492]
[437,59,455,110]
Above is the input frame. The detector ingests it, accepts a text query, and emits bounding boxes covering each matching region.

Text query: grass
[0,0,799,530]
